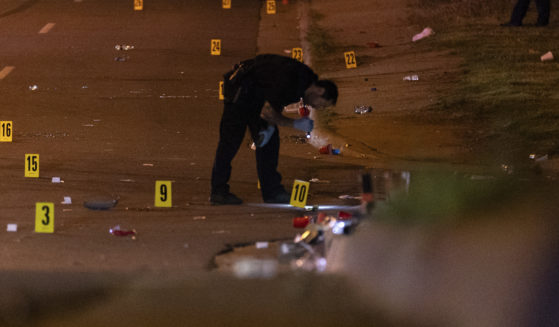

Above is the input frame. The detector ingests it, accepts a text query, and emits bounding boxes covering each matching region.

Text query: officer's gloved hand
[293,118,314,133]
[256,125,276,148]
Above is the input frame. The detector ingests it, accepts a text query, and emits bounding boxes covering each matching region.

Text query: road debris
[412,27,434,42]
[61,196,72,204]
[309,178,330,183]
[109,225,136,239]
[541,51,554,62]
[7,224,17,232]
[338,194,362,200]
[403,75,419,81]
[115,44,135,51]
[255,242,269,249]
[354,105,372,114]
[319,144,340,155]
[84,196,119,210]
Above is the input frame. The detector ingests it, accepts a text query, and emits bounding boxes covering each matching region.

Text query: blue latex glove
[293,118,314,133]
[256,125,276,148]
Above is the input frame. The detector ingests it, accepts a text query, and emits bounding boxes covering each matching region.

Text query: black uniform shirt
[241,54,318,113]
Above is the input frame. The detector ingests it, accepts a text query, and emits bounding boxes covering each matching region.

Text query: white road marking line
[39,23,55,34]
[0,66,15,80]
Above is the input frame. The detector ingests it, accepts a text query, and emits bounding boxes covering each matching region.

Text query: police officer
[210,54,338,205]
[502,0,550,26]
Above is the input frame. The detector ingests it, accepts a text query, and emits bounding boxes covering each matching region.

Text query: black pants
[510,0,550,25]
[211,95,285,200]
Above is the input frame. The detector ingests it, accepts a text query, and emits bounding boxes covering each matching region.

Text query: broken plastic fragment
[255,242,269,249]
[541,51,554,62]
[109,225,136,237]
[7,224,17,232]
[354,105,372,114]
[412,27,434,42]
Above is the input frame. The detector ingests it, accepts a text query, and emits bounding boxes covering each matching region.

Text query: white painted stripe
[39,23,55,34]
[0,66,15,80]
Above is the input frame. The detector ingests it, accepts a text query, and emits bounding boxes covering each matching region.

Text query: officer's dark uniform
[509,0,550,26]
[211,54,318,201]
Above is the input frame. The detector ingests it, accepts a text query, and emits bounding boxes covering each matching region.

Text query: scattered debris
[319,144,340,155]
[7,224,17,232]
[109,225,136,239]
[541,51,554,62]
[412,27,434,42]
[193,216,206,220]
[338,194,362,200]
[293,216,311,228]
[255,242,269,249]
[61,196,72,204]
[29,85,38,91]
[51,177,63,183]
[119,179,135,183]
[115,44,135,51]
[354,105,372,114]
[84,197,118,210]
[309,178,330,183]
[142,163,154,167]
[403,75,419,81]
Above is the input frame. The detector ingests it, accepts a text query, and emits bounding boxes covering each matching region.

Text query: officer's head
[304,79,338,110]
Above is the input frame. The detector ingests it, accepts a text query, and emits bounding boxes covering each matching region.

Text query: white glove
[293,118,314,133]
[256,125,276,148]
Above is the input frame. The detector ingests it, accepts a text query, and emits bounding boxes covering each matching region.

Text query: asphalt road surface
[0,0,364,273]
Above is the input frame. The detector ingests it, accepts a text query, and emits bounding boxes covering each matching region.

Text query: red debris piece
[338,211,352,220]
[293,216,310,228]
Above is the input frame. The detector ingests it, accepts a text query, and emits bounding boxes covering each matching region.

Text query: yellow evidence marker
[25,154,39,178]
[219,81,224,100]
[266,0,276,14]
[290,179,310,208]
[35,202,54,233]
[134,0,143,11]
[222,0,231,9]
[155,180,172,207]
[211,39,221,56]
[292,47,303,62]
[0,121,12,142]
[344,51,357,69]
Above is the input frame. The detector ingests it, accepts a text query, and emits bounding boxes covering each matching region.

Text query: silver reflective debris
[354,105,372,114]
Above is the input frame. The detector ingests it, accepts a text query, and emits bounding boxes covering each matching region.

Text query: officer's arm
[260,102,294,127]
